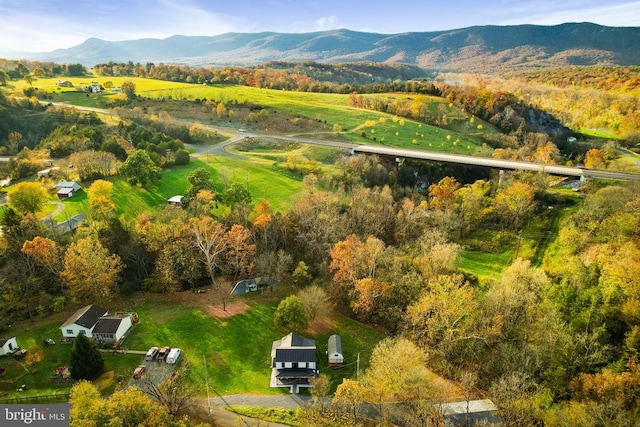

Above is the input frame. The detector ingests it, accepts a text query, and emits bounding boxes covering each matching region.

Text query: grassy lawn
[68,154,304,221]
[105,285,384,396]
[0,309,138,398]
[1,285,385,400]
[52,191,89,222]
[202,155,303,213]
[458,248,513,283]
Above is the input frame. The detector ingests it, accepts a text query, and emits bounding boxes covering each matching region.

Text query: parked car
[133,365,146,379]
[145,346,159,361]
[166,348,182,364]
[157,346,170,361]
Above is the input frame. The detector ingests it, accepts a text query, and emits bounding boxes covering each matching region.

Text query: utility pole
[203,355,211,417]
[356,353,360,382]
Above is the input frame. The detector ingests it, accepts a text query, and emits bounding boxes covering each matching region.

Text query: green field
[17,76,496,155]
[45,153,306,222]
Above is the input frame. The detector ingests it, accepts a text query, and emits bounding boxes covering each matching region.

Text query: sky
[1,0,640,53]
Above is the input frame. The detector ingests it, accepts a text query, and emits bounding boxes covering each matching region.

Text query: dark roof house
[60,305,135,343]
[61,305,109,329]
[270,332,318,393]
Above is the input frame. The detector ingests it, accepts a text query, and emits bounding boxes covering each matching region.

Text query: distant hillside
[9,23,640,72]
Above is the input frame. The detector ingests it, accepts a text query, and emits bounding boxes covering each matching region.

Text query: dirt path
[41,201,65,222]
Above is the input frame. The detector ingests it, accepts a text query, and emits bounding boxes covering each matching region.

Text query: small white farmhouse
[60,305,109,339]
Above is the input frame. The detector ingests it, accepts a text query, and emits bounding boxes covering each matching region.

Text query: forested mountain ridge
[9,23,640,71]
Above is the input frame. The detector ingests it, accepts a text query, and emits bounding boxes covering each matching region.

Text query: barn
[56,181,82,199]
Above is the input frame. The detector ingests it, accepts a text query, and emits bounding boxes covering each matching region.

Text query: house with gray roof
[270,332,318,392]
[60,305,136,343]
[60,305,109,339]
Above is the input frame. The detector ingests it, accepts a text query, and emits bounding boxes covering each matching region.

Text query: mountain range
[10,23,640,72]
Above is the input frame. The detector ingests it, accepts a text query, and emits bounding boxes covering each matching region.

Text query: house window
[66,329,73,335]
[8,342,13,350]
[79,330,86,335]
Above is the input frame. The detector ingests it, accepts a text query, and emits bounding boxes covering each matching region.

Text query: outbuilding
[0,337,18,356]
[56,181,82,199]
[167,195,184,206]
[327,334,344,367]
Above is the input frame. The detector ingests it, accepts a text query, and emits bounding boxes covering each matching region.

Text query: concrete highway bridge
[353,144,640,181]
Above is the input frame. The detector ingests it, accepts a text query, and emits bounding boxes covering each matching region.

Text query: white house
[270,332,318,392]
[167,195,184,206]
[92,313,134,343]
[60,305,136,343]
[60,305,109,339]
[90,82,101,93]
[0,337,18,356]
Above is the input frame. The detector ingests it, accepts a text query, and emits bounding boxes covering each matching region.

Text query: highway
[14,102,640,182]
[352,144,640,181]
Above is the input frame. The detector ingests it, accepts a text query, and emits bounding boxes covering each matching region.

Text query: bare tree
[144,364,195,418]
[298,285,331,322]
[191,216,228,309]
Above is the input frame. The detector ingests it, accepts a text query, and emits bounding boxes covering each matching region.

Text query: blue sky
[1,0,640,53]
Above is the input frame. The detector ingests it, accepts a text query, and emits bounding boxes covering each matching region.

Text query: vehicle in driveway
[157,346,170,361]
[133,365,146,379]
[166,348,182,364]
[145,346,159,361]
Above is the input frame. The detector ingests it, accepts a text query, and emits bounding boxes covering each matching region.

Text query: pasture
[20,76,495,155]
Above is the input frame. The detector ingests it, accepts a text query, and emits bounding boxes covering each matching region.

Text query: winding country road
[28,102,640,182]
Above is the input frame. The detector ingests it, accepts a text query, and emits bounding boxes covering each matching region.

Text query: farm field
[16,76,496,155]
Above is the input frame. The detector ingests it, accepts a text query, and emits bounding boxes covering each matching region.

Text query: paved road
[32,102,640,182]
[194,394,311,427]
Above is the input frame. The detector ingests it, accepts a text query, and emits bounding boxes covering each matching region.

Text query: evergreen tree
[70,334,104,380]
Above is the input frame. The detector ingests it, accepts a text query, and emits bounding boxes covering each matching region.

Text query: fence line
[0,392,69,404]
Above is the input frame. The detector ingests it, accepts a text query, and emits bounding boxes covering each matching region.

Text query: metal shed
[327,334,344,367]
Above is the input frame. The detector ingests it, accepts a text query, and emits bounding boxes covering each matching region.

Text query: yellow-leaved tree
[60,236,123,302]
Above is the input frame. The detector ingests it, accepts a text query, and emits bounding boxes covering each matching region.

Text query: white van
[166,348,182,364]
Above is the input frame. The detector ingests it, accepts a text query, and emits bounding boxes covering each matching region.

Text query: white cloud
[314,16,345,31]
